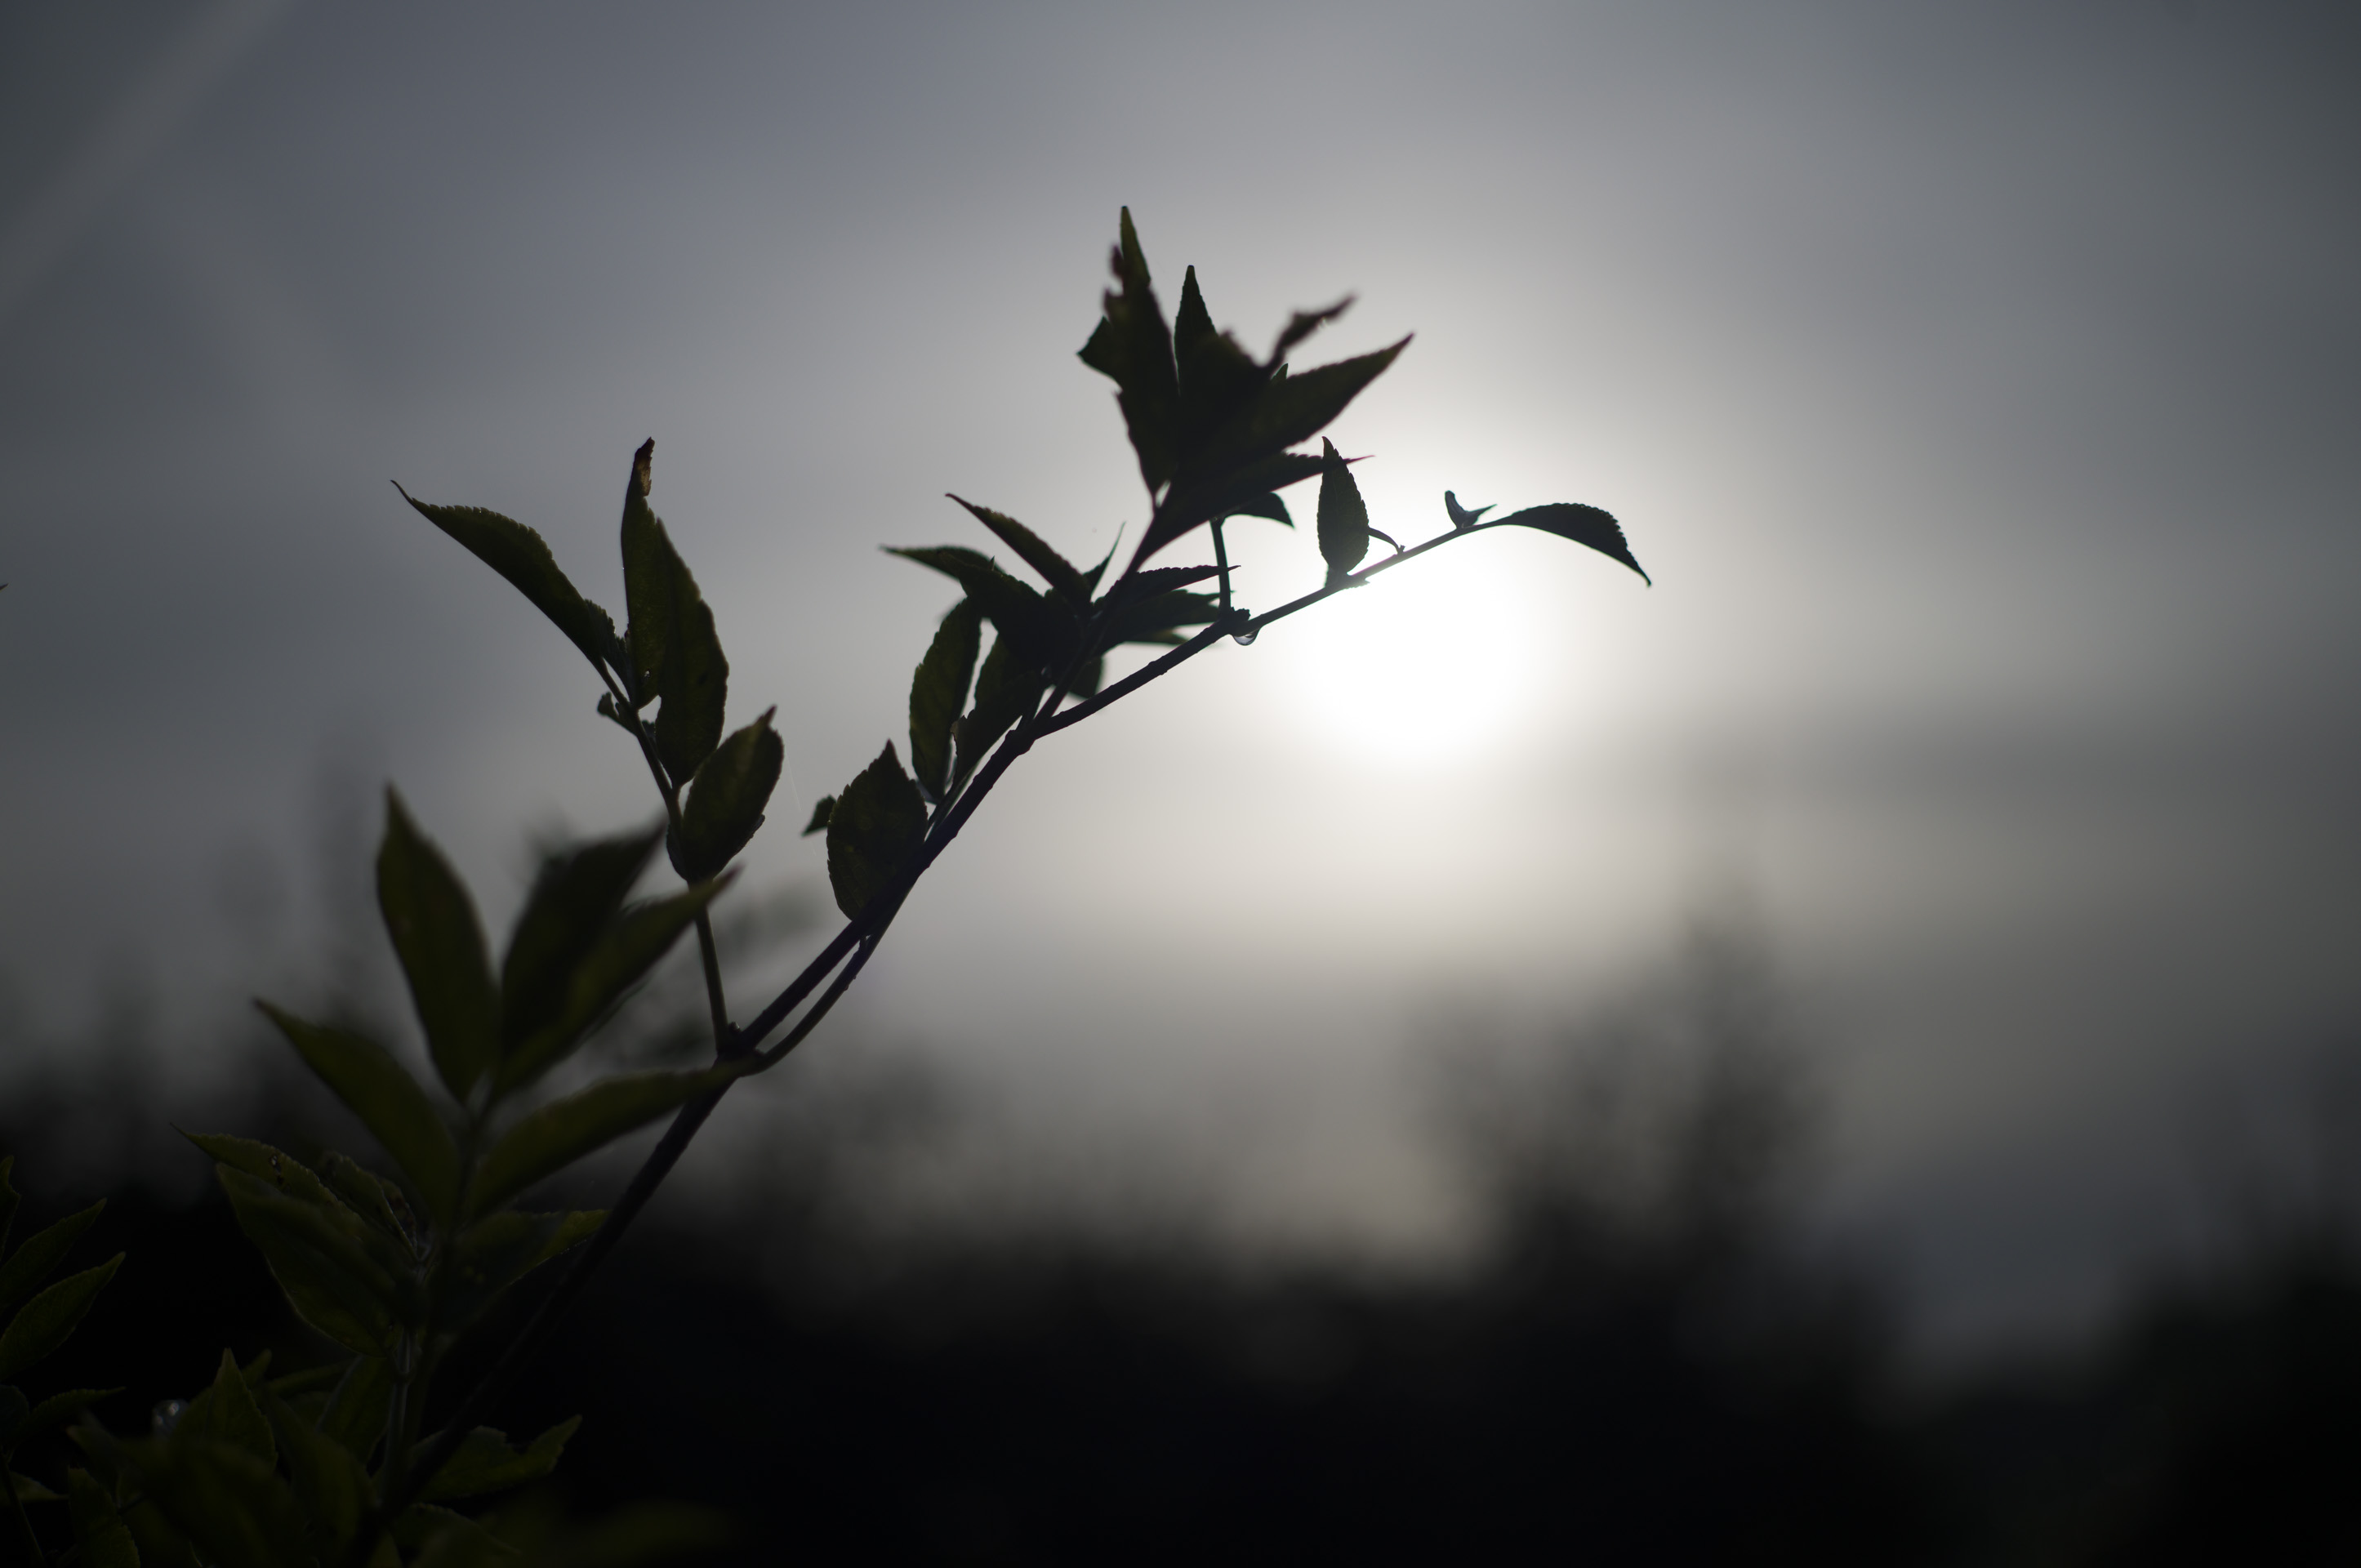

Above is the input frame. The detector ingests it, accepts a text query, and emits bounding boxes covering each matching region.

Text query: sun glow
[1269,545,1544,770]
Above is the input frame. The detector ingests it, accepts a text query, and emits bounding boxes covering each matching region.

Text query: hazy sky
[4,0,2357,1359]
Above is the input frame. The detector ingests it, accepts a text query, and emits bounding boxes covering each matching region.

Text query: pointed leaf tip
[1490,502,1650,584]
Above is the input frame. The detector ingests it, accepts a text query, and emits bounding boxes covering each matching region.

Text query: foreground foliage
[4,211,1642,1566]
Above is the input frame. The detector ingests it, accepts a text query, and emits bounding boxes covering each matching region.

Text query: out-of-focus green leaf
[501,826,663,1053]
[469,1066,745,1218]
[946,499,1089,607]
[213,1167,406,1358]
[377,789,501,1101]
[192,1350,274,1466]
[497,879,732,1094]
[266,1364,345,1399]
[419,1417,579,1502]
[66,1468,138,1568]
[261,1384,371,1557]
[1316,438,1371,586]
[443,1210,603,1334]
[825,744,928,920]
[9,1471,58,1502]
[674,711,782,882]
[314,1152,411,1245]
[1487,502,1651,584]
[403,1504,510,1568]
[908,600,982,801]
[11,1388,115,1450]
[801,795,834,836]
[0,1254,120,1381]
[257,1004,460,1227]
[951,637,1041,790]
[0,1196,103,1320]
[620,440,729,780]
[399,490,620,676]
[1077,207,1179,497]
[319,1356,393,1465]
[1174,266,1267,473]
[116,1433,310,1568]
[884,547,1076,672]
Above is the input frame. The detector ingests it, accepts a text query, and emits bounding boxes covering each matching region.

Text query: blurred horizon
[4,0,2359,1372]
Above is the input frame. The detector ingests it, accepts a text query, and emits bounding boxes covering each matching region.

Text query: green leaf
[469,1066,745,1218]
[420,1418,578,1502]
[501,826,664,1053]
[442,1211,603,1334]
[192,1350,274,1467]
[674,710,783,881]
[824,743,928,920]
[1076,207,1179,497]
[66,1468,139,1568]
[9,1388,116,1451]
[946,499,1090,607]
[212,1167,406,1358]
[951,636,1042,790]
[0,1197,104,1320]
[265,1364,346,1399]
[1316,438,1372,586]
[377,788,501,1101]
[256,1004,461,1227]
[260,1385,371,1557]
[9,1470,59,1503]
[399,490,620,676]
[317,1357,393,1466]
[620,440,729,780]
[801,795,834,836]
[314,1152,412,1245]
[114,1433,310,1568]
[1488,502,1651,584]
[884,547,1076,672]
[496,879,733,1094]
[0,1255,120,1382]
[1174,266,1267,474]
[907,599,982,801]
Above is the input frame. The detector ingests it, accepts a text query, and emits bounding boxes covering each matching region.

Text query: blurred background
[3,1,2359,1559]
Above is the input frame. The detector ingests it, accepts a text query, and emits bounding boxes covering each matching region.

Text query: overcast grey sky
[3,0,2356,1359]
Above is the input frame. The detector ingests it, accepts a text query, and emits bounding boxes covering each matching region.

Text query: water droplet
[152,1399,186,1437]
[1231,626,1258,646]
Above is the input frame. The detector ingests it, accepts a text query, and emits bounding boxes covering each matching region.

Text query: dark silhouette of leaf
[500,826,663,1053]
[885,547,1076,671]
[1490,502,1650,584]
[946,499,1089,607]
[314,1151,408,1243]
[15,1388,115,1450]
[256,1004,461,1225]
[376,789,500,1101]
[1444,490,1492,529]
[620,439,729,778]
[205,1155,413,1356]
[469,1066,746,1218]
[0,1196,103,1320]
[258,1387,369,1558]
[801,796,834,836]
[1225,492,1292,527]
[1099,564,1221,610]
[1107,590,1218,646]
[1316,439,1371,586]
[952,637,1042,790]
[1077,207,1179,497]
[105,1430,310,1568]
[316,1356,392,1464]
[1269,295,1353,363]
[675,710,783,880]
[0,1255,122,1382]
[909,600,982,801]
[65,1467,138,1568]
[419,1419,578,1502]
[399,490,620,677]
[1174,266,1266,472]
[193,1351,274,1466]
[826,743,928,919]
[442,1211,602,1334]
[497,878,734,1094]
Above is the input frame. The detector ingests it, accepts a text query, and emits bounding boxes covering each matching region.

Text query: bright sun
[1267,545,1542,770]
